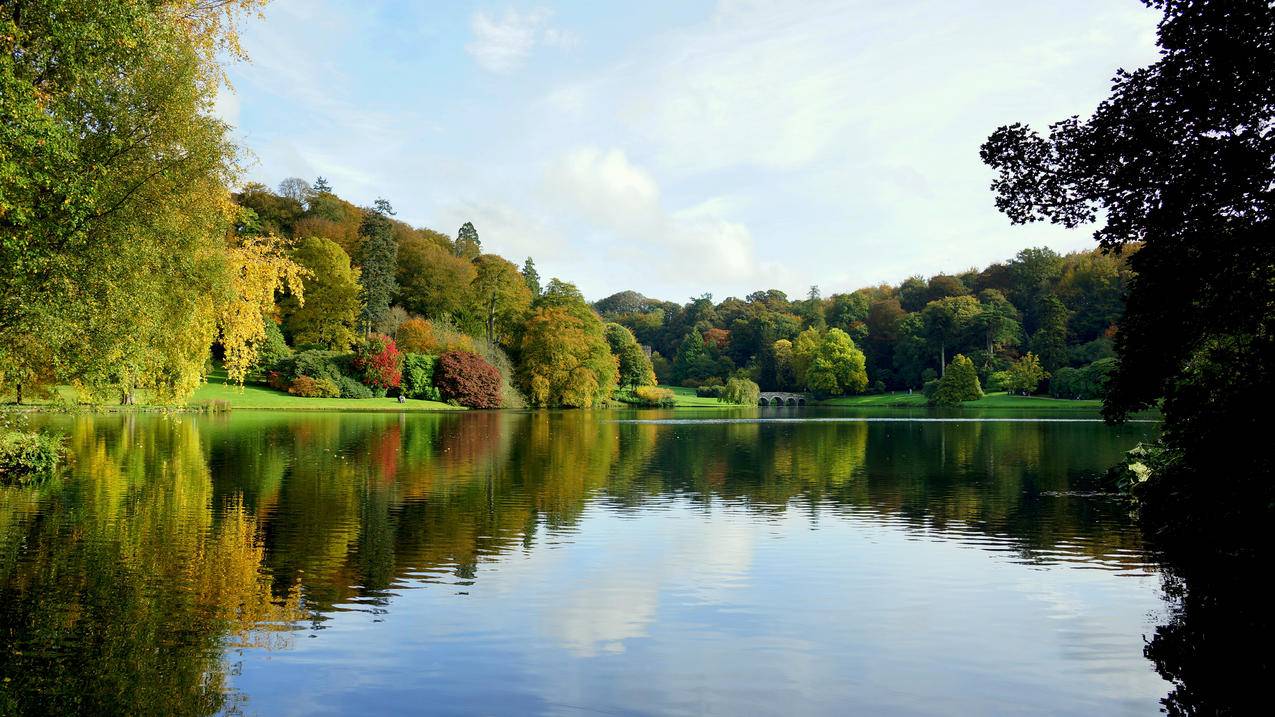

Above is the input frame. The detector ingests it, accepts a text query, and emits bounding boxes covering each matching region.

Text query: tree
[455,221,481,260]
[282,237,361,351]
[471,255,532,347]
[804,328,869,396]
[397,318,436,354]
[277,177,313,205]
[672,330,714,384]
[0,0,268,403]
[521,257,542,298]
[397,233,476,322]
[355,206,398,332]
[1029,295,1069,373]
[216,236,308,388]
[719,377,761,406]
[519,306,618,408]
[920,295,981,374]
[1005,353,1048,395]
[974,289,1022,358]
[606,323,656,390]
[930,354,983,406]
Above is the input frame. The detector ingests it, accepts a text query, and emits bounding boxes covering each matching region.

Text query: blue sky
[220,1,1160,302]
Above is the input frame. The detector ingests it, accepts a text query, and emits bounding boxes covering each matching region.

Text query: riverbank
[819,391,1108,411]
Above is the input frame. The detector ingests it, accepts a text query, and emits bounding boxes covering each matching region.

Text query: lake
[1,408,1170,715]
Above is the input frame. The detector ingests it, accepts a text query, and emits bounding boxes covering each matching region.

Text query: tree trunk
[15,383,22,405]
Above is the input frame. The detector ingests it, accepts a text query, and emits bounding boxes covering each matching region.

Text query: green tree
[455,222,481,260]
[672,330,713,384]
[804,328,869,396]
[1029,295,1069,373]
[397,231,476,322]
[356,204,397,332]
[974,289,1022,357]
[471,255,532,347]
[605,323,655,390]
[1005,353,1048,395]
[719,377,761,406]
[930,354,983,406]
[921,295,982,374]
[0,0,265,402]
[519,304,617,408]
[282,237,362,351]
[521,257,542,298]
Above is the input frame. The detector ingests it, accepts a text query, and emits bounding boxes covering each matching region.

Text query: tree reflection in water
[0,410,1258,713]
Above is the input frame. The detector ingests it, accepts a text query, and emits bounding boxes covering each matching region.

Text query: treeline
[598,245,1132,400]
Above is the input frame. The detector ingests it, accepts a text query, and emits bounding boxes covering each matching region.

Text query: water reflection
[0,409,1226,714]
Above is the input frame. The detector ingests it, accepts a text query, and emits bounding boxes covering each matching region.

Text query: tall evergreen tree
[455,221,481,260]
[356,202,398,332]
[521,257,542,298]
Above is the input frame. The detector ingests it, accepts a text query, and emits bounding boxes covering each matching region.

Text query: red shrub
[353,333,403,390]
[434,351,502,408]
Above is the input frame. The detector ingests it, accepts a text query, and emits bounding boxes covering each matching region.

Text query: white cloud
[466,7,574,74]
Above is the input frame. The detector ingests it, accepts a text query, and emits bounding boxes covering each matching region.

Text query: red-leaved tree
[353,333,403,390]
[435,351,502,408]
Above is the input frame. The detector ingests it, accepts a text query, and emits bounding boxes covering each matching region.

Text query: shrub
[401,353,441,401]
[987,370,1014,393]
[633,386,676,407]
[336,375,373,399]
[719,377,760,405]
[0,430,66,484]
[353,333,402,391]
[250,320,293,378]
[266,370,291,391]
[930,354,984,406]
[1049,358,1116,399]
[289,349,343,383]
[696,384,724,398]
[922,379,940,401]
[434,351,502,408]
[288,375,340,398]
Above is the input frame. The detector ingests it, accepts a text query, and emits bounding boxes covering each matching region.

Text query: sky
[220,0,1161,303]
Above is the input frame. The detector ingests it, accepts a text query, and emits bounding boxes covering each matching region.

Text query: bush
[401,353,441,401]
[1049,358,1116,399]
[633,386,676,407]
[352,333,402,391]
[987,370,1014,393]
[288,349,343,383]
[288,375,340,398]
[930,354,984,406]
[695,384,724,398]
[719,377,760,405]
[336,375,373,399]
[250,320,293,378]
[0,430,66,484]
[434,351,502,408]
[922,379,940,400]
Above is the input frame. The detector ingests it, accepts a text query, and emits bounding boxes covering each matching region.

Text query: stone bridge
[758,392,809,406]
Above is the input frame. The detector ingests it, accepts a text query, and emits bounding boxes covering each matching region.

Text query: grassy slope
[190,378,461,412]
[667,386,734,407]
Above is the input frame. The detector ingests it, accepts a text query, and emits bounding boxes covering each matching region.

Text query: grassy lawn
[190,378,461,412]
[667,386,735,407]
[3,371,461,413]
[818,391,1104,410]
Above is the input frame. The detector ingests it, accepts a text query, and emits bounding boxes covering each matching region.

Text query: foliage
[352,334,402,391]
[0,430,65,484]
[606,323,656,390]
[401,354,441,401]
[218,235,308,388]
[397,233,476,322]
[1005,353,1049,395]
[521,257,542,298]
[356,207,398,332]
[249,320,293,379]
[631,386,676,407]
[455,222,482,260]
[335,375,373,399]
[282,237,361,351]
[397,318,436,354]
[1049,358,1115,400]
[930,354,983,406]
[696,384,725,398]
[472,254,532,346]
[519,286,618,408]
[719,377,761,406]
[1029,295,1070,373]
[288,376,340,398]
[435,351,502,408]
[1,0,266,404]
[801,328,868,396]
[288,350,344,384]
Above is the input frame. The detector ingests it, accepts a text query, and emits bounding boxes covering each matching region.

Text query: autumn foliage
[397,318,435,353]
[352,334,403,390]
[434,351,502,408]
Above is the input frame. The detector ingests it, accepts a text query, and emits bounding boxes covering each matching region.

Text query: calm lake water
[1,408,1169,715]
